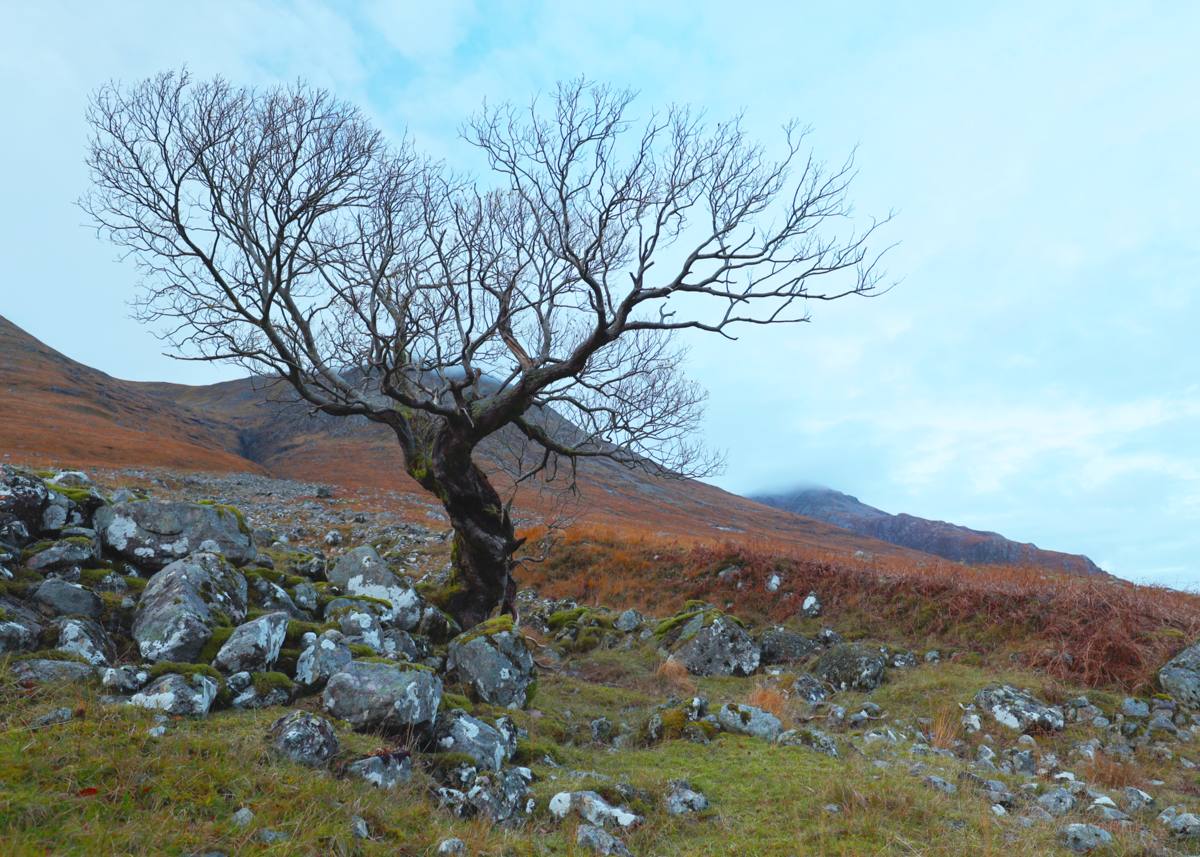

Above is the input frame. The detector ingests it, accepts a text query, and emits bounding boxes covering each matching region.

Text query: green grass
[0,631,1189,856]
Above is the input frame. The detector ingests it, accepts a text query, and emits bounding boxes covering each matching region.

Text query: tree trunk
[412,430,519,630]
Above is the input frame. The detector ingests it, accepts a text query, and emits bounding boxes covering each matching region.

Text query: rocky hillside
[755,486,1104,576]
[4,463,1200,855]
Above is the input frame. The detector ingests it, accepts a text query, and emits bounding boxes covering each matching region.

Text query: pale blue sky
[2,2,1197,586]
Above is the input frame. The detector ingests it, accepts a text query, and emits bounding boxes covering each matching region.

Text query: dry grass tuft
[655,658,696,696]
[747,685,787,719]
[929,703,961,750]
[1082,752,1146,789]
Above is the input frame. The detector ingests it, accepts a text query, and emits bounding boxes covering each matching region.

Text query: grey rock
[447,626,536,709]
[96,500,256,570]
[759,627,820,665]
[1122,786,1154,812]
[672,616,760,676]
[327,546,422,629]
[130,673,218,716]
[102,665,150,693]
[800,592,822,617]
[349,815,369,839]
[716,702,782,741]
[1037,788,1077,817]
[212,612,288,673]
[1160,640,1200,708]
[778,727,839,757]
[33,578,102,619]
[812,643,887,692]
[13,658,96,683]
[231,807,254,827]
[461,766,533,825]
[1120,697,1150,718]
[974,685,1064,733]
[268,710,339,766]
[665,780,709,815]
[575,824,633,856]
[31,707,74,728]
[132,552,247,662]
[322,661,441,733]
[0,468,49,534]
[0,596,43,653]
[230,675,294,710]
[435,709,511,771]
[549,790,642,829]
[614,609,643,632]
[257,830,288,845]
[436,839,467,855]
[1165,810,1200,838]
[347,752,412,788]
[925,775,958,795]
[1061,823,1113,852]
[26,536,99,573]
[294,629,352,688]
[53,617,114,665]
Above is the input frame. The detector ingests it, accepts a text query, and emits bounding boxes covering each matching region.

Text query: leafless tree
[83,71,888,628]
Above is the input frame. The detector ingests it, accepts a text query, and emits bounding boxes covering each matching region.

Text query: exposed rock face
[129,673,218,716]
[672,617,760,676]
[131,552,247,662]
[1160,642,1200,707]
[0,468,50,536]
[327,546,422,629]
[754,487,1104,575]
[269,710,339,766]
[665,781,709,815]
[33,578,103,619]
[96,500,256,570]
[576,824,633,856]
[436,766,533,826]
[435,709,512,771]
[813,643,887,692]
[716,703,782,741]
[212,611,288,673]
[974,685,1064,733]
[322,661,442,733]
[1061,822,1113,852]
[447,625,536,709]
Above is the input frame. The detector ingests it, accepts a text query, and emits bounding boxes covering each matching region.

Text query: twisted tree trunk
[407,430,521,629]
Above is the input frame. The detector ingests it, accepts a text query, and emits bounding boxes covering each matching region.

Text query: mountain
[754,486,1103,575]
[0,314,924,561]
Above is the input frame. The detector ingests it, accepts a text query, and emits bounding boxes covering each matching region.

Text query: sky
[1,2,1198,587]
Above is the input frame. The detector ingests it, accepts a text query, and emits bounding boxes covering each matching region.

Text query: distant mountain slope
[0,314,930,562]
[754,486,1104,576]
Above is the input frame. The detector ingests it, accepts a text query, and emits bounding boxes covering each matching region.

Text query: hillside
[755,486,1103,576]
[0,314,934,563]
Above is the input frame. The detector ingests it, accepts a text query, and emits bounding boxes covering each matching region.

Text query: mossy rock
[250,671,296,695]
[453,615,514,646]
[16,649,90,665]
[146,662,224,684]
[196,626,236,664]
[512,738,563,765]
[195,501,251,536]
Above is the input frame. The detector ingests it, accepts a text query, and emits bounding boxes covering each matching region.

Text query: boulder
[575,824,633,857]
[0,596,43,653]
[759,627,820,665]
[129,673,218,716]
[1160,641,1200,707]
[322,661,441,733]
[1061,823,1113,852]
[327,546,422,629]
[812,643,886,692]
[347,752,412,788]
[212,612,288,673]
[549,790,642,829]
[439,766,533,826]
[778,727,839,757]
[0,468,49,536]
[102,665,150,694]
[53,617,114,666]
[665,781,709,815]
[791,673,828,705]
[12,658,96,683]
[1037,788,1076,817]
[447,623,536,709]
[32,578,102,619]
[974,685,1065,733]
[672,616,759,676]
[26,536,99,573]
[229,671,295,709]
[131,552,247,662]
[96,500,256,570]
[716,702,782,741]
[435,709,511,771]
[294,629,353,688]
[614,609,643,633]
[269,710,339,766]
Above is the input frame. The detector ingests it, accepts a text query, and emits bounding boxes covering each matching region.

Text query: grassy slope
[1,634,1189,857]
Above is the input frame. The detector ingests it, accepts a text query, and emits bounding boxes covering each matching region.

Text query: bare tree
[84,71,887,629]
